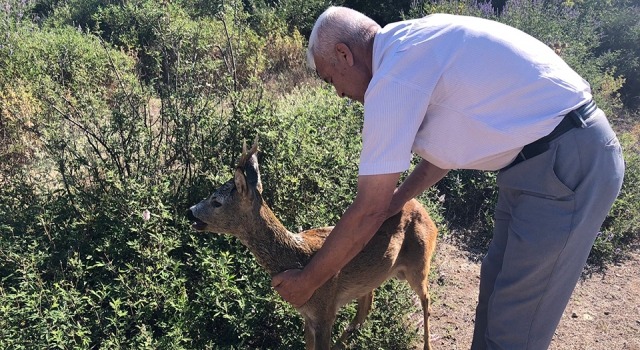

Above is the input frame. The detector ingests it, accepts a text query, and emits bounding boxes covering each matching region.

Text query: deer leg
[304,318,316,350]
[407,267,432,350]
[304,317,316,350]
[312,320,335,350]
[334,291,374,349]
[419,290,432,350]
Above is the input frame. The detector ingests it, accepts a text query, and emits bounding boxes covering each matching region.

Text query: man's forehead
[313,53,329,71]
[314,59,331,82]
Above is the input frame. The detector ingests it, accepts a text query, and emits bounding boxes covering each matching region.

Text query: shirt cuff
[358,160,410,176]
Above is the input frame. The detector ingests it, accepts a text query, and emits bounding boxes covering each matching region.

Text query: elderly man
[271,6,624,349]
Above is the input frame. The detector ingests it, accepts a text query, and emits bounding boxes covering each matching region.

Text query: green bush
[582,0,640,111]
[436,170,498,236]
[249,0,331,37]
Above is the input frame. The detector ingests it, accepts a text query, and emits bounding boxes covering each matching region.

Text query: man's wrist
[300,265,323,292]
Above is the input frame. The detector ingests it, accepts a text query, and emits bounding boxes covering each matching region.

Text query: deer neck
[238,203,312,276]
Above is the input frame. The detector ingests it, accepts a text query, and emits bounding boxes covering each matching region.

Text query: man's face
[313,44,372,104]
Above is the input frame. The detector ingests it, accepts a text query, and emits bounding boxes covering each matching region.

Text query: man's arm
[387,159,450,217]
[271,172,400,308]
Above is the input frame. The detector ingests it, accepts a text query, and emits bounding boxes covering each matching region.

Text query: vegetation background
[0,0,638,348]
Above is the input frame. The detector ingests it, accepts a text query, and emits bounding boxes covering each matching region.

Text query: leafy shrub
[335,279,423,349]
[436,170,498,236]
[584,0,640,111]
[253,85,362,227]
[253,0,331,37]
[0,0,40,179]
[0,81,42,180]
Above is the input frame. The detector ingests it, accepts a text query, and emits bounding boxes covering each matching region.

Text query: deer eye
[212,200,222,208]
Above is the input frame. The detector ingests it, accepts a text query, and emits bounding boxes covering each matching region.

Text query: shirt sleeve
[358,76,431,175]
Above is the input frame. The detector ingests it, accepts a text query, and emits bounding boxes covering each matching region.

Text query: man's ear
[335,43,354,67]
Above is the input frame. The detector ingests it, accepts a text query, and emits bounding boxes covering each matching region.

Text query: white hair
[307,6,380,70]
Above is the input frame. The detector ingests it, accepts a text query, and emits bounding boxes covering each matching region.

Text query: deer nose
[186,209,197,222]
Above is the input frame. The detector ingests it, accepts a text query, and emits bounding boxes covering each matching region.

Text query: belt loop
[568,110,588,129]
[570,99,596,129]
[577,113,588,128]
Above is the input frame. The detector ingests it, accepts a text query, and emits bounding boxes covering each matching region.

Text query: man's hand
[271,269,314,308]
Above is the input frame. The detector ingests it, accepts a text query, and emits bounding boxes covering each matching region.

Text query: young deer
[187,139,438,350]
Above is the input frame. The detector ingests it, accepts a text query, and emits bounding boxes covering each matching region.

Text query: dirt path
[426,236,640,350]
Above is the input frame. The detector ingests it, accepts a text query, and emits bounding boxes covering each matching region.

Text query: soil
[423,233,640,350]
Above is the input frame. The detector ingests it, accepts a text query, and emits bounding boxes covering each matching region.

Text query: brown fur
[187,140,437,350]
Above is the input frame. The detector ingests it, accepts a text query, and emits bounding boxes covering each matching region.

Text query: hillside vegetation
[1,0,639,348]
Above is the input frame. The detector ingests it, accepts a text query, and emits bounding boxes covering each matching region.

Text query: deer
[187,138,438,350]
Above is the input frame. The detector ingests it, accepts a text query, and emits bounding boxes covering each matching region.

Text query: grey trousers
[471,109,625,350]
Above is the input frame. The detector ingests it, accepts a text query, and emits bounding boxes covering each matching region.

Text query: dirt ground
[424,234,640,350]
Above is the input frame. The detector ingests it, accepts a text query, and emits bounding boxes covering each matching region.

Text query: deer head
[187,137,263,236]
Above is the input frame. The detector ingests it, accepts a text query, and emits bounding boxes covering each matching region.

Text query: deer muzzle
[186,208,208,231]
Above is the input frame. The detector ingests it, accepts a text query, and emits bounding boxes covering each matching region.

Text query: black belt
[503,100,598,170]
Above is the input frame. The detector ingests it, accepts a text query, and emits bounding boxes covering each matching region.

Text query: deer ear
[246,153,262,193]
[234,168,248,195]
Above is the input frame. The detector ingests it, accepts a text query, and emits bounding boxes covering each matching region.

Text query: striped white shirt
[359,14,592,175]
